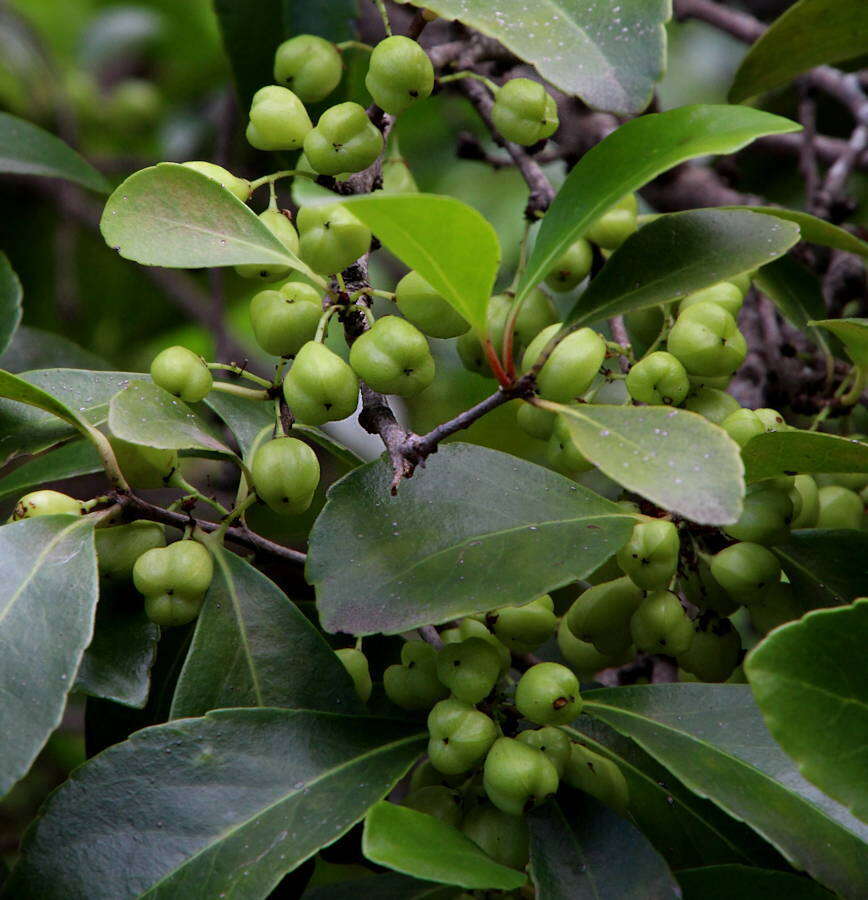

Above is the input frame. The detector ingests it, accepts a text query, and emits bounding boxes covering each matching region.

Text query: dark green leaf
[205,390,273,458]
[746,600,868,822]
[753,255,826,330]
[678,864,835,900]
[729,0,868,102]
[0,111,109,193]
[743,431,868,483]
[0,440,102,502]
[0,326,110,373]
[363,801,526,891]
[4,709,425,899]
[309,443,634,635]
[528,796,679,899]
[0,253,22,357]
[170,547,361,718]
[0,515,98,797]
[304,872,459,899]
[810,318,868,368]
[293,424,366,470]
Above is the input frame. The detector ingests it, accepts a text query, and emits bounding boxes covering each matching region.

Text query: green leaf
[773,530,868,610]
[584,684,868,899]
[343,194,500,335]
[413,0,669,115]
[0,111,109,194]
[729,0,868,102]
[100,163,314,275]
[752,255,826,330]
[293,424,366,470]
[517,105,800,302]
[108,380,234,456]
[0,253,22,357]
[743,431,868,483]
[170,547,361,718]
[678,865,835,900]
[0,515,98,797]
[75,603,158,709]
[746,600,868,824]
[0,440,102,501]
[309,443,634,636]
[810,318,868,368]
[363,801,526,891]
[0,326,109,373]
[304,872,459,899]
[0,369,88,432]
[564,209,799,328]
[528,797,679,899]
[4,709,426,899]
[551,404,744,525]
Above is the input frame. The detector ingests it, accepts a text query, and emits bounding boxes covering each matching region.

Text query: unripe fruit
[512,288,559,349]
[710,541,781,601]
[181,161,250,202]
[679,559,738,617]
[630,591,694,656]
[427,698,498,775]
[563,744,629,813]
[483,737,560,816]
[382,144,419,194]
[523,324,606,402]
[235,208,300,282]
[283,341,359,425]
[677,614,741,683]
[150,345,212,402]
[626,351,690,406]
[679,282,744,317]
[12,489,82,521]
[409,760,454,793]
[667,302,747,377]
[516,726,572,777]
[395,270,467,338]
[455,295,511,377]
[273,35,342,103]
[544,239,593,292]
[790,474,820,528]
[721,408,765,448]
[95,521,165,587]
[515,662,582,726]
[585,208,636,250]
[110,437,178,489]
[754,408,788,433]
[384,640,449,710]
[435,637,502,704]
[516,402,556,441]
[748,581,800,634]
[816,485,863,530]
[565,577,644,655]
[335,647,372,703]
[616,518,679,590]
[251,437,320,515]
[683,386,740,424]
[403,785,462,827]
[106,79,162,132]
[250,281,322,358]
[556,618,633,679]
[729,271,752,295]
[440,618,511,673]
[461,805,529,870]
[304,101,384,175]
[491,77,558,146]
[688,373,733,391]
[133,540,213,628]
[816,471,868,491]
[723,483,793,545]
[297,204,371,274]
[625,305,665,350]
[246,85,312,151]
[489,595,557,654]
[349,316,435,397]
[546,414,594,475]
[365,35,434,115]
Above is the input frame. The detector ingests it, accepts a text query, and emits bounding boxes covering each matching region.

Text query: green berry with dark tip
[349,315,435,397]
[483,737,560,816]
[246,85,312,151]
[395,270,467,338]
[282,341,360,425]
[297,204,371,275]
[365,35,434,115]
[304,101,384,175]
[491,78,558,146]
[249,281,322,358]
[489,595,556,654]
[274,35,342,103]
[435,637,502,704]
[626,351,690,406]
[235,208,299,282]
[544,239,593,292]
[427,698,498,775]
[630,590,694,656]
[251,436,320,515]
[515,662,582,726]
[616,518,679,590]
[384,640,449,710]
[150,345,213,402]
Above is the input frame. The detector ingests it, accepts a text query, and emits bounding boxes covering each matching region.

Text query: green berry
[181,161,250,202]
[11,490,82,521]
[565,577,644,655]
[491,78,558,146]
[483,737,560,816]
[382,141,419,193]
[274,35,342,103]
[816,485,863,529]
[250,281,322,358]
[107,79,162,132]
[729,271,753,295]
[688,372,733,391]
[585,208,636,250]
[349,316,435,397]
[563,744,629,813]
[384,640,449,710]
[546,414,594,475]
[234,208,300,281]
[246,85,312,151]
[721,408,765,448]
[678,559,738,617]
[522,324,606,402]
[516,726,572,777]
[427,698,498,775]
[456,294,511,377]
[516,402,556,441]
[489,595,557,654]
[630,591,694,656]
[513,288,559,349]
[626,351,690,406]
[667,302,747,377]
[710,541,781,601]
[461,805,529,870]
[683,386,740,424]
[754,408,788,432]
[110,437,178,489]
[624,305,665,350]
[544,239,593,292]
[435,637,502,704]
[282,341,359,425]
[616,518,680,590]
[297,204,371,275]
[556,618,633,680]
[365,35,434,115]
[335,647,372,703]
[677,614,741,683]
[395,270,467,338]
[723,482,793,545]
[409,760,455,793]
[304,101,384,175]
[133,540,213,628]
[95,521,165,587]
[748,581,800,634]
[515,662,582,726]
[251,436,320,515]
[150,345,213,402]
[440,618,511,673]
[403,785,462,827]
[679,282,744,317]
[790,474,820,528]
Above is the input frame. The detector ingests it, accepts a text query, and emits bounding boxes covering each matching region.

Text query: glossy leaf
[528,797,679,899]
[811,318,868,368]
[743,431,868,483]
[414,0,668,115]
[363,801,526,891]
[753,255,826,330]
[517,105,800,302]
[171,547,361,718]
[550,404,744,525]
[0,515,98,797]
[0,326,110,373]
[0,253,22,357]
[729,0,868,102]
[678,865,835,900]
[0,440,102,501]
[309,443,635,635]
[584,684,868,899]
[746,600,868,822]
[100,163,314,274]
[304,872,459,899]
[4,709,426,899]
[564,209,799,328]
[0,111,109,193]
[343,194,500,335]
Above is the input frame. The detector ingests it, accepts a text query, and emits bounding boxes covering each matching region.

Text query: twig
[797,86,820,208]
[608,316,632,374]
[418,625,444,649]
